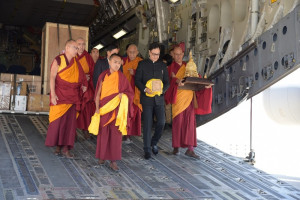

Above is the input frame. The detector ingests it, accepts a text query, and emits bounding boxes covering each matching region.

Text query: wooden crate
[41,22,89,94]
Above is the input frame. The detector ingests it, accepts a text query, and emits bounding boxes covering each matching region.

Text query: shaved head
[126,44,139,61]
[76,37,86,55]
[65,39,78,58]
[173,45,184,65]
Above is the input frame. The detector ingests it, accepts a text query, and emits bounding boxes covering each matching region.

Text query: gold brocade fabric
[145,79,163,97]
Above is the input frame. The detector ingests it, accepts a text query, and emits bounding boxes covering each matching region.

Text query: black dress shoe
[144,152,151,160]
[152,145,158,155]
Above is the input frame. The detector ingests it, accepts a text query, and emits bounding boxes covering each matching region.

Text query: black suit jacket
[93,58,123,88]
[135,59,170,106]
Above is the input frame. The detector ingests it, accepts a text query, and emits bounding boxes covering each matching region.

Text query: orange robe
[77,50,96,130]
[45,54,86,149]
[95,70,134,161]
[122,56,143,136]
[165,61,212,148]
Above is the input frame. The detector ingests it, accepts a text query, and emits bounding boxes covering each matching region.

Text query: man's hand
[176,79,184,86]
[145,88,153,94]
[205,84,212,89]
[86,74,90,81]
[95,109,99,114]
[119,93,123,99]
[51,94,59,105]
[82,86,87,93]
[128,68,134,75]
[171,72,176,78]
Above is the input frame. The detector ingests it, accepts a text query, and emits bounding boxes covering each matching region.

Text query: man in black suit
[135,42,170,159]
[93,44,119,88]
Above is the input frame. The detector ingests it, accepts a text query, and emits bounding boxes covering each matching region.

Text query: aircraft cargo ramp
[0,114,300,200]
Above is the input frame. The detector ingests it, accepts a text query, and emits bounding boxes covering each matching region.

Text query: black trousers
[142,103,165,153]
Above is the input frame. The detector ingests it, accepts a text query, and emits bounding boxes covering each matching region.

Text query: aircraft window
[282,26,287,35]
[262,41,266,50]
[274,61,279,70]
[254,48,258,56]
[255,72,259,80]
[281,57,285,66]
[273,33,278,42]
[240,59,244,67]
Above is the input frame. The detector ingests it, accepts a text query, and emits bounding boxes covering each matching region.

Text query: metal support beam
[197,5,300,126]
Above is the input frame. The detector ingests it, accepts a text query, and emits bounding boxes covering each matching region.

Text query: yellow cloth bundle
[88,94,128,135]
[145,79,163,97]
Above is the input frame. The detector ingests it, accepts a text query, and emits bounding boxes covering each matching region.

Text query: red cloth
[50,55,87,112]
[127,105,141,136]
[95,70,134,161]
[164,61,185,104]
[77,50,96,130]
[165,61,212,115]
[122,56,142,136]
[164,61,212,148]
[172,103,197,148]
[45,104,77,149]
[77,101,95,130]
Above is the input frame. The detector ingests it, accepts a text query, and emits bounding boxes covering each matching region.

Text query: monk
[45,39,87,158]
[90,48,99,64]
[76,37,96,139]
[94,53,134,171]
[165,46,212,159]
[122,44,143,143]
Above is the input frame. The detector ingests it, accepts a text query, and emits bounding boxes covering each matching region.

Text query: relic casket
[178,51,213,91]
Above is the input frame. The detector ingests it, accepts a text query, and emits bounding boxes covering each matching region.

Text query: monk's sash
[172,64,194,119]
[49,54,84,123]
[88,94,129,135]
[123,57,143,111]
[88,71,129,135]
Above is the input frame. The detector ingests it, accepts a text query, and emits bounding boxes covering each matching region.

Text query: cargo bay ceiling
[0,0,142,47]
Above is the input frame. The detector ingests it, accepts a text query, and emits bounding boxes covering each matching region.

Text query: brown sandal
[54,146,61,156]
[62,150,74,159]
[109,162,119,171]
[172,148,179,155]
[185,150,200,159]
[98,159,105,165]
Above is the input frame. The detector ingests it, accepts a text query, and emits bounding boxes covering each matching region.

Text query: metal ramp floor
[0,114,300,200]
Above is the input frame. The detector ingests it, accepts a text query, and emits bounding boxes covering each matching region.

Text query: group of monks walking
[45,38,212,171]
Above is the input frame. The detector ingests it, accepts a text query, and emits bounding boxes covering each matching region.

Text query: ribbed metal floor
[0,114,300,200]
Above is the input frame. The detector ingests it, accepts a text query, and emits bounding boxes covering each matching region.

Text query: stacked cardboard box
[11,95,27,111]
[27,94,50,112]
[0,82,11,110]
[0,73,44,112]
[16,74,42,94]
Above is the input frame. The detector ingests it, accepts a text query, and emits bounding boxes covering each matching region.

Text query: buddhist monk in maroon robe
[94,53,134,171]
[45,39,87,158]
[165,46,212,159]
[122,44,143,143]
[76,38,96,139]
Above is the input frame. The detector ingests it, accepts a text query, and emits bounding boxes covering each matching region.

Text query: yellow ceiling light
[170,0,179,3]
[113,29,127,39]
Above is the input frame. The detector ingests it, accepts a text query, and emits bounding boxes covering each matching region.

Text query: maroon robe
[122,56,142,136]
[95,70,134,161]
[165,61,212,148]
[77,50,96,130]
[45,54,87,149]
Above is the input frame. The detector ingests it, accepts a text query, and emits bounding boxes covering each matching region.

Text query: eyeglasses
[70,46,79,50]
[150,51,160,57]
